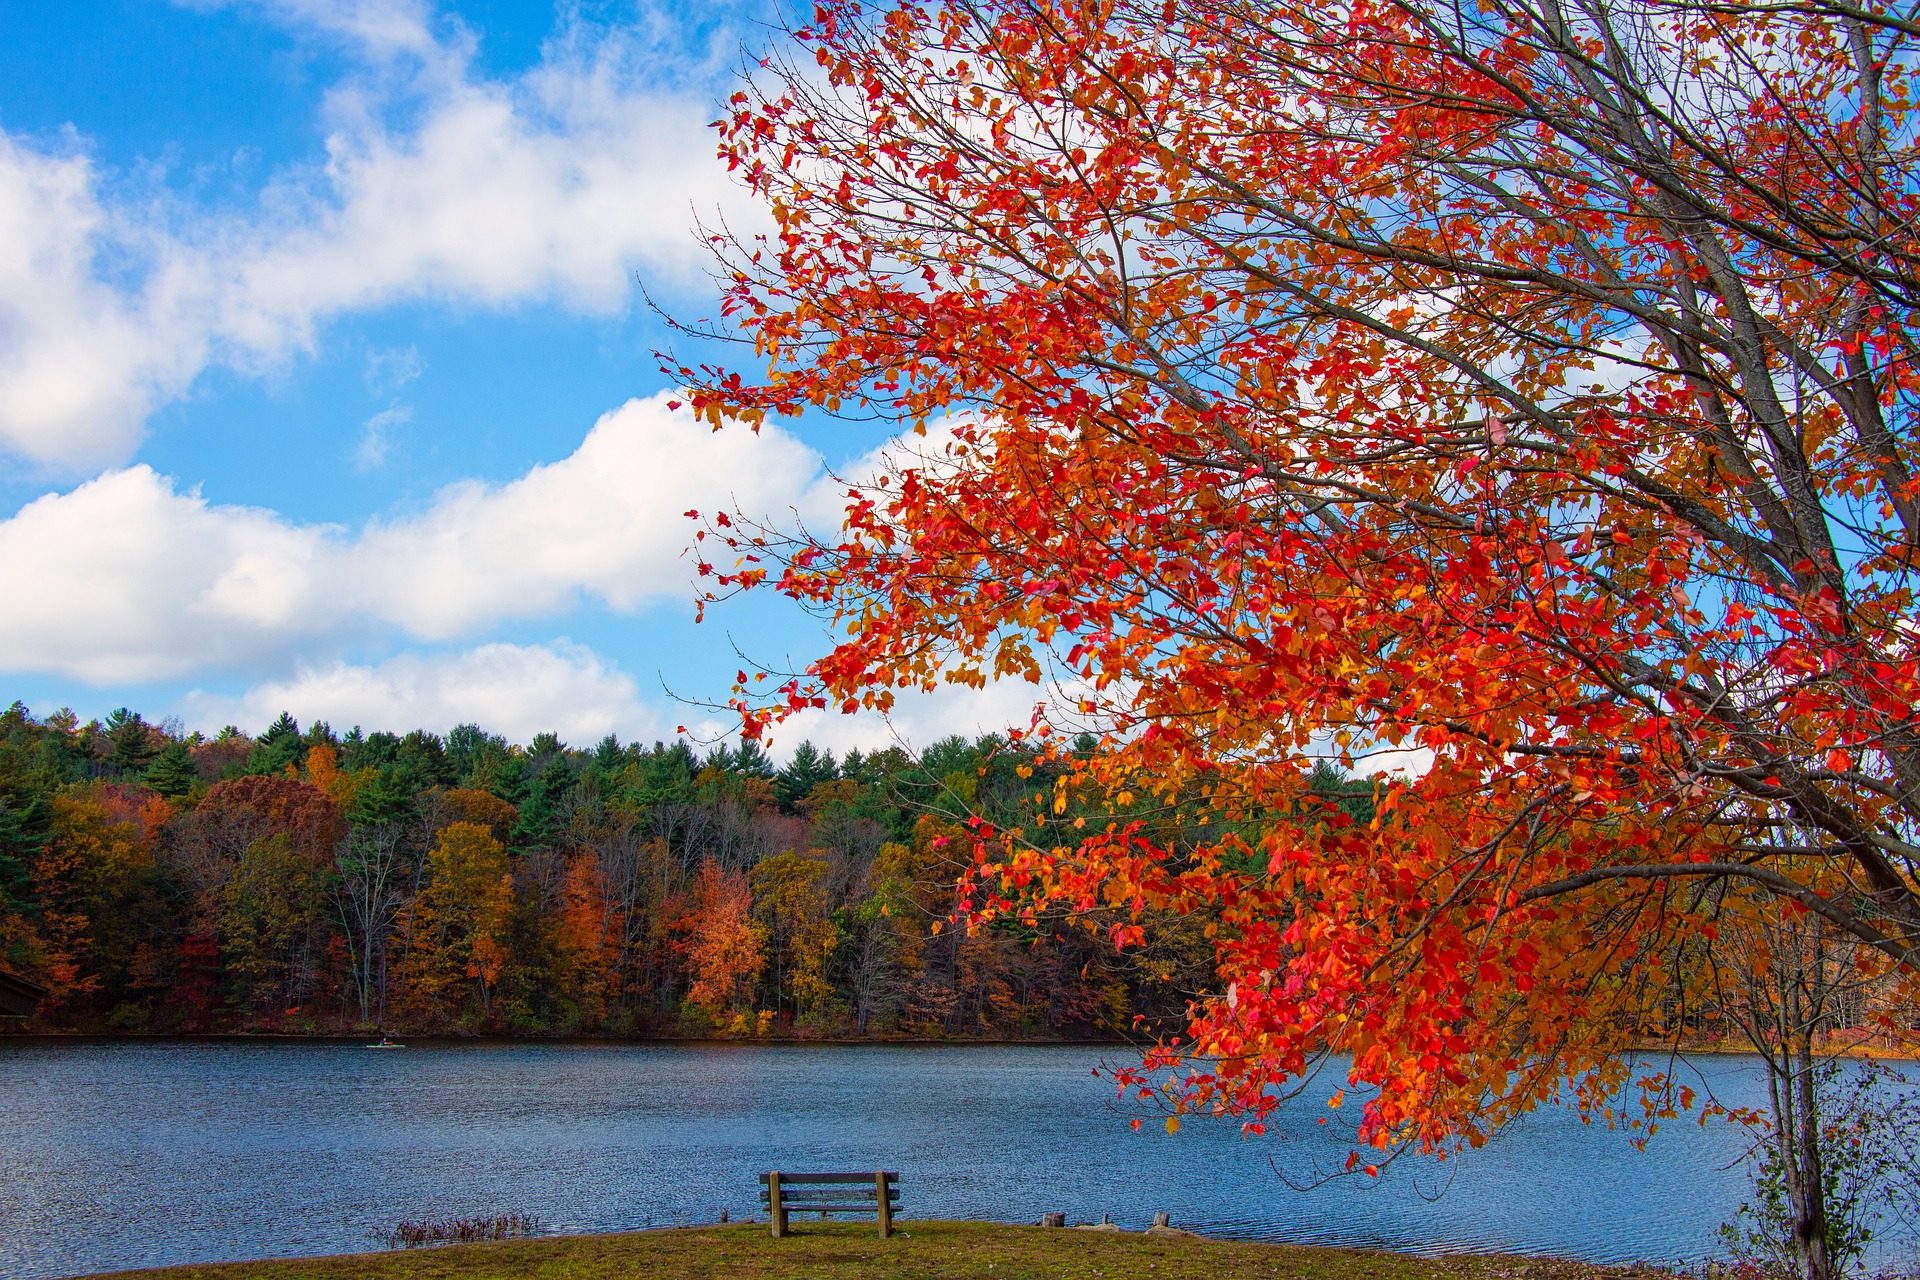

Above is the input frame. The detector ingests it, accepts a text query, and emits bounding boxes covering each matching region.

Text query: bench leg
[768,1173,786,1239]
[875,1171,892,1239]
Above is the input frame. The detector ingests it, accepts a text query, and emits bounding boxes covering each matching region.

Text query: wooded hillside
[0,702,1226,1038]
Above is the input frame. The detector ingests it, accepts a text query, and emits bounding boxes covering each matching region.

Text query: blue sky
[0,0,1036,756]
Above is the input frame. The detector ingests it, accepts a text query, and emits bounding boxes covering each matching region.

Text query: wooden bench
[759,1171,899,1238]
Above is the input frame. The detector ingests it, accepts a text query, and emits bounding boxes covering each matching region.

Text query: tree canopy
[683,0,1920,1171]
[0,702,1215,1042]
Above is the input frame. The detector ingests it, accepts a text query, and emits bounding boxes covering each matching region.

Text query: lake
[0,1041,1830,1278]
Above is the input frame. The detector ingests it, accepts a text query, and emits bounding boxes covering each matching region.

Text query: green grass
[96,1221,1673,1280]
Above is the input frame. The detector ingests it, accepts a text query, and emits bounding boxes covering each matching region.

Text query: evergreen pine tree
[775,741,839,811]
[397,730,454,788]
[106,707,159,775]
[143,740,199,798]
[512,754,572,851]
[249,712,304,775]
[0,718,52,909]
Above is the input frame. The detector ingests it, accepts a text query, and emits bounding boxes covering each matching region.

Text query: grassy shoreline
[89,1222,1674,1280]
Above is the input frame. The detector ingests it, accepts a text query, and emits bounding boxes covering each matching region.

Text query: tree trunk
[1765,986,1834,1280]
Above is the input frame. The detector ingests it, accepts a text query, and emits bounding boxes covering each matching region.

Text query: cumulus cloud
[0,393,826,682]
[0,0,752,468]
[0,137,210,466]
[350,394,826,638]
[0,466,333,682]
[180,640,662,745]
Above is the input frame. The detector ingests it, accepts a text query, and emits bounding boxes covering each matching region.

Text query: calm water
[0,1041,1802,1278]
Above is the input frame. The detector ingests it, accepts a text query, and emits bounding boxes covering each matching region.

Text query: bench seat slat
[767,1202,891,1213]
[764,1195,900,1206]
[769,1197,898,1207]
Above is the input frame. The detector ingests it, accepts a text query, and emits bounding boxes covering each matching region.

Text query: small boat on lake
[364,1036,405,1049]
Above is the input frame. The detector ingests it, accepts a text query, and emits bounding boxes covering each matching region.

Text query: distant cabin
[0,969,47,1018]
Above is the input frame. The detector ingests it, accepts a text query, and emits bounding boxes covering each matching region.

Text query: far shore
[0,1029,1135,1047]
[5,1029,1914,1062]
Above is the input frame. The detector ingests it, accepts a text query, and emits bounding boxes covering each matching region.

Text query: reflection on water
[0,1041,1816,1278]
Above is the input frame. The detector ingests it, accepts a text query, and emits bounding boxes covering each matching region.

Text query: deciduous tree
[685,0,1920,1215]
[406,821,515,1020]
[681,859,764,1025]
[751,849,839,1021]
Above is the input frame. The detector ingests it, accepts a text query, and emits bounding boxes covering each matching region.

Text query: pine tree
[143,741,198,799]
[106,708,158,775]
[775,741,839,812]
[249,712,303,776]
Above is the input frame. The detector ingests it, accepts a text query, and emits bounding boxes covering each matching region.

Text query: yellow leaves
[1165,1116,1181,1134]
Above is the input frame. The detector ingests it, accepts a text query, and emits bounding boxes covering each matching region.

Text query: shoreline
[0,1030,1138,1048]
[5,1031,1914,1062]
[82,1221,1681,1280]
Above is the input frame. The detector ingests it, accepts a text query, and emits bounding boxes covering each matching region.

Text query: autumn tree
[685,0,1920,1245]
[750,849,840,1022]
[680,859,764,1029]
[838,840,924,1033]
[27,788,167,1021]
[405,821,515,1021]
[551,803,660,1028]
[554,848,618,1023]
[221,831,329,1022]
[1695,859,1920,1280]
[0,696,1175,1040]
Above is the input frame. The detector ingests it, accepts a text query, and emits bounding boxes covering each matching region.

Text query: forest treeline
[0,702,1222,1039]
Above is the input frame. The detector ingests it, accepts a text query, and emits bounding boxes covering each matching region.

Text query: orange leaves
[686,0,1920,1161]
[682,860,765,1015]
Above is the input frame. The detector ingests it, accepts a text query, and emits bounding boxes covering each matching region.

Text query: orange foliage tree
[680,860,765,1029]
[683,0,1920,1233]
[28,787,164,1021]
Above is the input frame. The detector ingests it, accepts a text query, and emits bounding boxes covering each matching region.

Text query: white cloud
[0,466,333,682]
[0,1,754,468]
[350,393,826,637]
[0,136,210,465]
[180,641,1066,759]
[0,393,825,682]
[354,403,410,470]
[180,640,661,745]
